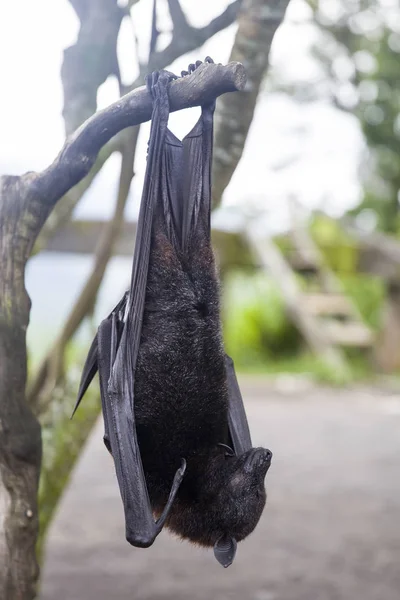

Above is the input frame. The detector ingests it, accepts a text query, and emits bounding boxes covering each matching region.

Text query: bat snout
[244,447,272,473]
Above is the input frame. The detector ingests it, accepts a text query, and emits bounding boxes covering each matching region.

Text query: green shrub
[222,271,301,368]
[339,274,385,330]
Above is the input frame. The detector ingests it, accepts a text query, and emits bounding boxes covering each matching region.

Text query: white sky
[0,0,364,234]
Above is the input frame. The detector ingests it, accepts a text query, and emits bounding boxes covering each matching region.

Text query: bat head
[212,446,272,567]
[165,447,272,566]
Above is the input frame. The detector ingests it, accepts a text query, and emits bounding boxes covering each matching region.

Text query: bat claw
[154,458,186,533]
[178,458,187,478]
[181,57,214,79]
[218,442,235,457]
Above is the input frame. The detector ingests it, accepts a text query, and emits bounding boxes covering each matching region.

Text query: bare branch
[37,0,126,248]
[35,130,129,252]
[62,0,125,135]
[166,0,191,33]
[28,128,139,412]
[34,139,121,253]
[212,0,291,206]
[38,1,242,245]
[28,61,245,232]
[137,1,242,81]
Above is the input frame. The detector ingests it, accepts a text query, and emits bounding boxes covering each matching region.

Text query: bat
[73,59,272,568]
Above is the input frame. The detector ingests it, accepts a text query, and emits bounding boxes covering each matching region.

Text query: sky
[0,0,364,236]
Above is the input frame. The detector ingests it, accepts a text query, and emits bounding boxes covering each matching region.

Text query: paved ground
[40,378,400,600]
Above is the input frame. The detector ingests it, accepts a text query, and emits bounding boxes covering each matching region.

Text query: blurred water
[26,253,132,362]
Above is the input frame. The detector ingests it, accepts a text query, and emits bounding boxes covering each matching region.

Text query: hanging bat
[73,59,272,568]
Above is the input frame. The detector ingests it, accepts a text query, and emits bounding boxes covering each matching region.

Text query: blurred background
[1,0,400,598]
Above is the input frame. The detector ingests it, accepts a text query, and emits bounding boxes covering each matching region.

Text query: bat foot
[146,69,178,99]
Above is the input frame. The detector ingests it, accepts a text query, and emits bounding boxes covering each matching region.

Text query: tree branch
[62,0,125,135]
[166,0,191,34]
[36,0,127,249]
[23,60,245,249]
[34,139,121,254]
[28,128,139,412]
[212,0,291,206]
[143,1,242,78]
[38,2,242,246]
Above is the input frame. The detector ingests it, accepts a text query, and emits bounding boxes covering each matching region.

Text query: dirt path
[39,380,400,600]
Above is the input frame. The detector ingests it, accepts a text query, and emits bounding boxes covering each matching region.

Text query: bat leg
[155,458,187,533]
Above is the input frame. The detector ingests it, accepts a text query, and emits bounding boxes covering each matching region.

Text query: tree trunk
[212,0,291,206]
[0,178,42,599]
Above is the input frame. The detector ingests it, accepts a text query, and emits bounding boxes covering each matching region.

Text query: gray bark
[212,0,291,206]
[0,179,42,600]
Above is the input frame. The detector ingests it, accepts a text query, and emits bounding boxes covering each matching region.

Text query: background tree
[269,0,400,232]
[266,0,400,372]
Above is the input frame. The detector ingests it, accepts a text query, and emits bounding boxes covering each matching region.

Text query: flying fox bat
[73,58,272,568]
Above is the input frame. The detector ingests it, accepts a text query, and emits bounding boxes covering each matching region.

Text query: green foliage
[320,0,400,232]
[309,215,385,329]
[222,271,302,368]
[272,0,400,233]
[340,274,385,330]
[310,215,359,274]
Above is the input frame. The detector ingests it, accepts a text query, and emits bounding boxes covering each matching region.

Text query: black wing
[99,308,186,546]
[71,292,128,422]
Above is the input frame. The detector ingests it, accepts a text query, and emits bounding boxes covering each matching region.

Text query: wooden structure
[288,212,374,350]
[244,207,374,375]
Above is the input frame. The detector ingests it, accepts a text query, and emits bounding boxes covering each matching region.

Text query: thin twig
[142,1,242,78]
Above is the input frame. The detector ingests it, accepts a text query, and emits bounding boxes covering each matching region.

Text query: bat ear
[213,535,237,568]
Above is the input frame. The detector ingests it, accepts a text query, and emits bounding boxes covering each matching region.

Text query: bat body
[74,61,272,567]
